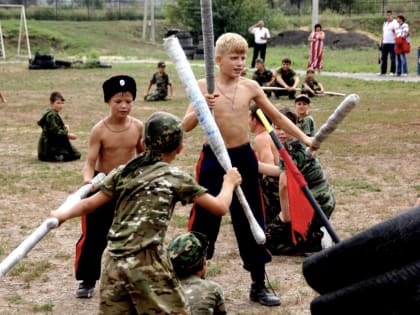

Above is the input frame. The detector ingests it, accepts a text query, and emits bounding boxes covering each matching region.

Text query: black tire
[303,206,420,294]
[310,259,420,315]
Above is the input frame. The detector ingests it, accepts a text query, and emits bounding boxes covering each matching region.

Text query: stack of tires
[302,205,420,315]
[165,29,195,60]
[194,37,204,60]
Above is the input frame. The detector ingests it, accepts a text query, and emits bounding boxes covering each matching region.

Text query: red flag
[279,147,315,244]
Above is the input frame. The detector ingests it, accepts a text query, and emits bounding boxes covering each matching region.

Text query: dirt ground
[0,29,419,315]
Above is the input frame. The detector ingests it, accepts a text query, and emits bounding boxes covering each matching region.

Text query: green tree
[164,0,271,43]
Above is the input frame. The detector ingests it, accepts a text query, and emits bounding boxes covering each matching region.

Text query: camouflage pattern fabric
[146,72,170,101]
[260,175,281,226]
[95,133,206,313]
[144,111,183,153]
[297,114,316,137]
[37,108,81,162]
[167,232,208,279]
[301,77,322,97]
[181,275,227,315]
[99,162,207,258]
[99,247,190,315]
[266,139,335,255]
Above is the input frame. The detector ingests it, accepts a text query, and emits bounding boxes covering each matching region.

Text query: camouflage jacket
[297,114,316,137]
[252,68,274,86]
[275,68,297,85]
[150,72,171,92]
[302,77,321,91]
[181,275,226,315]
[37,108,79,161]
[280,140,335,217]
[99,162,207,258]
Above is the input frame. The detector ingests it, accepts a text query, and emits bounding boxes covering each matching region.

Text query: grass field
[0,21,419,315]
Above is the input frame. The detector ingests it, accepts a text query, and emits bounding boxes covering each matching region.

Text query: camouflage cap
[167,231,209,277]
[144,111,183,153]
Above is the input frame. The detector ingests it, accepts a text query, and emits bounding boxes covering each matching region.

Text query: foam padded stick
[303,205,420,294]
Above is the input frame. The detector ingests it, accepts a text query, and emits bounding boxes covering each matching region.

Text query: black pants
[188,144,272,273]
[380,43,396,75]
[251,43,267,68]
[74,175,116,282]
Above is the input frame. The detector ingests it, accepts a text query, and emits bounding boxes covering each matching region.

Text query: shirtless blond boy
[183,32,313,307]
[75,75,144,298]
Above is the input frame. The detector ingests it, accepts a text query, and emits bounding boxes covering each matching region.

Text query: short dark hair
[282,57,291,64]
[386,10,392,14]
[50,91,64,102]
[249,103,271,125]
[279,107,297,124]
[397,15,405,22]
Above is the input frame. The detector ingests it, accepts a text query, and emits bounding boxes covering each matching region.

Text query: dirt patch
[270,29,378,49]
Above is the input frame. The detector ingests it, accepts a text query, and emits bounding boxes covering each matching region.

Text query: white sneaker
[402,73,408,77]
[389,73,395,76]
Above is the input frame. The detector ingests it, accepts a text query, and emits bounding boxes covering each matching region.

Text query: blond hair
[215,33,248,56]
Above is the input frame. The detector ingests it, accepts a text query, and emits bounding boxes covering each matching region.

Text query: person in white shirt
[248,20,270,68]
[379,10,399,76]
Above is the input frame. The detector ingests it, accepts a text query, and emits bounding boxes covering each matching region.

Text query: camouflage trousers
[99,247,190,315]
[145,89,167,101]
[266,216,325,256]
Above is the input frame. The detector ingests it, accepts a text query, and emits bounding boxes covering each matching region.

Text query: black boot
[250,281,281,306]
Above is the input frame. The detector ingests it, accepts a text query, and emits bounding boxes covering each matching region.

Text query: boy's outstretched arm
[51,192,112,224]
[194,167,242,216]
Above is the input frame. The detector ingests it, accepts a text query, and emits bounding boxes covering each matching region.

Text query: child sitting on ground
[144,61,174,101]
[301,68,324,97]
[37,91,81,162]
[167,231,227,315]
[51,111,241,314]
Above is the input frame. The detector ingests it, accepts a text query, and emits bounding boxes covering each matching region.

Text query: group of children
[39,31,337,314]
[37,62,173,163]
[252,57,324,100]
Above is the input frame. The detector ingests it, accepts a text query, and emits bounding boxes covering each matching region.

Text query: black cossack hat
[102,75,137,102]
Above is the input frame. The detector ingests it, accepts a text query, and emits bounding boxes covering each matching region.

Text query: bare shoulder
[131,116,144,128]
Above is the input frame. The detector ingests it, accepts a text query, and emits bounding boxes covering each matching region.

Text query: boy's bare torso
[198,77,257,148]
[93,116,143,174]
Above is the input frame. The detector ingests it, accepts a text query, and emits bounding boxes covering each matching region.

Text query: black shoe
[76,281,95,298]
[250,282,281,306]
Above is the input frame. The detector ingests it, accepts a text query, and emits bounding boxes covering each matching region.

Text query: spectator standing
[248,20,270,68]
[395,15,410,77]
[379,10,398,76]
[252,58,275,98]
[307,23,325,74]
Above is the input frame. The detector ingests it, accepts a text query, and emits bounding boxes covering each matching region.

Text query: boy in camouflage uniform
[51,111,242,315]
[266,107,335,255]
[167,232,227,315]
[301,68,324,97]
[37,91,81,162]
[144,61,174,101]
[294,94,316,137]
[251,58,275,98]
